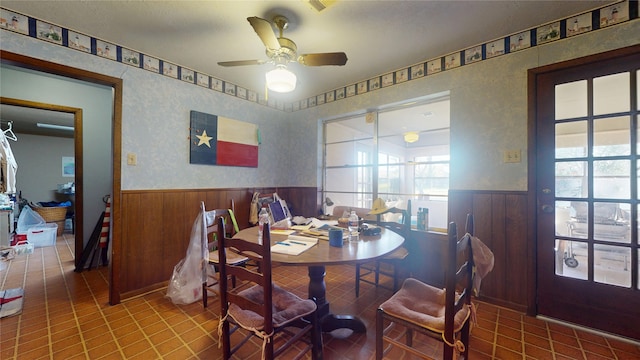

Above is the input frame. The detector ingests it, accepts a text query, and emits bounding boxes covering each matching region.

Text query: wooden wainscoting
[117,187,317,301]
[117,187,535,314]
[405,229,448,288]
[448,190,534,314]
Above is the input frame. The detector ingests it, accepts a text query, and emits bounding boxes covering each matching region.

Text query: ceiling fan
[218,15,348,92]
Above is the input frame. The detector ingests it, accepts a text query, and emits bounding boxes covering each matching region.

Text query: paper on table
[301,228,349,241]
[290,224,312,231]
[287,235,318,244]
[271,238,315,255]
[270,229,296,235]
[309,218,338,228]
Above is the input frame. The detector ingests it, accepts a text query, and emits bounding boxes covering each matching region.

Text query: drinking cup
[329,228,343,247]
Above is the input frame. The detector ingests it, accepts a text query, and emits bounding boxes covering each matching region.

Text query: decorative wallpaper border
[1,1,637,112]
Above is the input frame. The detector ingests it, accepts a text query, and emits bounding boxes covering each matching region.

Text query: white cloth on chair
[470,235,494,296]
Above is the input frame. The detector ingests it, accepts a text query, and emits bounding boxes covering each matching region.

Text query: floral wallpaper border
[1,1,637,112]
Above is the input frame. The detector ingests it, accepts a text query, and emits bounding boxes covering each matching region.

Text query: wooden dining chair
[217,219,323,360]
[375,214,476,360]
[200,200,249,308]
[355,200,411,297]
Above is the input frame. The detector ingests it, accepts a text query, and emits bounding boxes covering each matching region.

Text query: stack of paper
[271,235,318,255]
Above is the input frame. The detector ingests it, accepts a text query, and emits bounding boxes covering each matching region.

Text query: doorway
[0,97,83,267]
[1,50,123,304]
[534,45,640,340]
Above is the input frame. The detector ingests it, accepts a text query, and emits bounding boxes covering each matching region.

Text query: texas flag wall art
[189,110,259,167]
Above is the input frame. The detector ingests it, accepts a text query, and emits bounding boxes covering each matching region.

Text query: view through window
[323,95,450,230]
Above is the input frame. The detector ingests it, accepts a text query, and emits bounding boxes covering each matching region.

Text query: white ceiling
[1,0,614,104]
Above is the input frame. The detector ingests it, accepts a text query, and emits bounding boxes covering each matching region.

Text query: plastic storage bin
[19,223,58,248]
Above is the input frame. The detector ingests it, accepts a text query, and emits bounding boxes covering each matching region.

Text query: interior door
[535,48,640,340]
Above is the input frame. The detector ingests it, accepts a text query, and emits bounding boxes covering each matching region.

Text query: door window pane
[555,161,587,197]
[555,239,587,280]
[594,244,630,287]
[556,201,572,236]
[593,116,630,157]
[593,72,630,115]
[593,202,630,243]
[593,160,630,199]
[555,80,587,120]
[568,201,588,239]
[556,121,587,158]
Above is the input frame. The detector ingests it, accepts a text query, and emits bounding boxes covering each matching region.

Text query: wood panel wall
[448,190,533,313]
[118,187,318,299]
[117,187,534,315]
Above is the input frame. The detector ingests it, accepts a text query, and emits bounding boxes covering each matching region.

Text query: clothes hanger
[3,121,17,141]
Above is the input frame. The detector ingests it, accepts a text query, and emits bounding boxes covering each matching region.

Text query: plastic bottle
[423,208,429,231]
[417,208,424,230]
[348,210,359,242]
[258,207,269,245]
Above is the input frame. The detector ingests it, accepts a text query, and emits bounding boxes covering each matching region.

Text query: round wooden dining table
[233,226,404,333]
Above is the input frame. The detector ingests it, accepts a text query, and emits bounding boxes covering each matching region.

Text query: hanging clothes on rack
[3,122,17,142]
[0,124,18,194]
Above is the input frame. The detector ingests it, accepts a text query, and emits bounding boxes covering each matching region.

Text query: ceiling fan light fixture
[404,131,419,143]
[265,66,297,93]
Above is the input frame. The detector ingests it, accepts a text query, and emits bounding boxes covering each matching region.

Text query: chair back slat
[218,217,274,334]
[465,213,474,235]
[444,214,475,348]
[201,201,238,243]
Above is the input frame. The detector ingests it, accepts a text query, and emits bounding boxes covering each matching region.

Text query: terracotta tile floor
[2,234,640,359]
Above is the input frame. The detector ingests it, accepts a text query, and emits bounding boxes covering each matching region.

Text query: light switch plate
[127,153,137,165]
[503,149,521,163]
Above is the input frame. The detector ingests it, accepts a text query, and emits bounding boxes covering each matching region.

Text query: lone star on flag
[196,129,213,148]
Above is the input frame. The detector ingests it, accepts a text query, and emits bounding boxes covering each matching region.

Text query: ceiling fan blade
[217,59,267,67]
[297,52,348,66]
[247,16,280,50]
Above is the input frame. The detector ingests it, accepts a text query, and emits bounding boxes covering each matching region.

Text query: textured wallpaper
[1,19,638,191]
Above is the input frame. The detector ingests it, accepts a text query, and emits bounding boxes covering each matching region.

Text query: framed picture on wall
[143,55,159,73]
[485,39,505,59]
[411,63,425,78]
[36,20,62,45]
[395,68,409,83]
[0,10,29,35]
[537,22,560,44]
[96,40,116,60]
[122,48,140,67]
[599,1,629,27]
[62,157,75,177]
[162,61,178,78]
[427,59,442,75]
[68,31,91,53]
[566,12,592,37]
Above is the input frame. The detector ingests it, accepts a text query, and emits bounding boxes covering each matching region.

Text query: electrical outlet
[503,149,521,163]
[127,153,137,165]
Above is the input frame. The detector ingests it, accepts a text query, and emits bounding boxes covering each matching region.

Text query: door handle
[541,205,554,213]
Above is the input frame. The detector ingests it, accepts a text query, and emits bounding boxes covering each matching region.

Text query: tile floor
[1,234,640,359]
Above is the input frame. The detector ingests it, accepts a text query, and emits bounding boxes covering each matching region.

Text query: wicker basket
[33,206,68,236]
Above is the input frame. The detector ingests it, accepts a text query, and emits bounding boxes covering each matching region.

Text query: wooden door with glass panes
[535,47,639,340]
